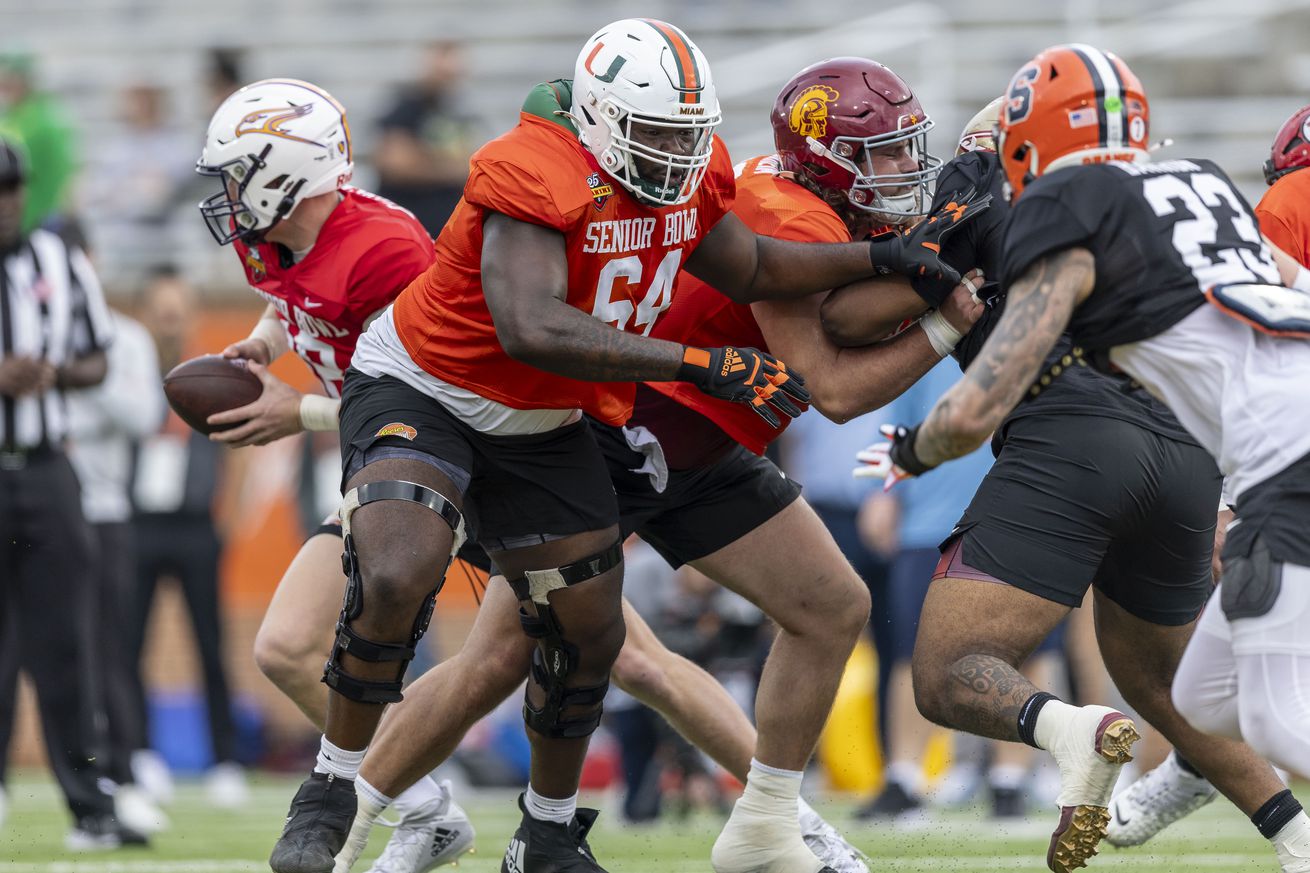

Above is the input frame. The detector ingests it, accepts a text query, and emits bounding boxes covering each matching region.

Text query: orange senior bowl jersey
[1256,167,1310,267]
[647,154,848,454]
[233,187,434,397]
[390,80,736,426]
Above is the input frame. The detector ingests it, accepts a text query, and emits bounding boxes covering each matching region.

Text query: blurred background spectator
[0,52,77,241]
[80,84,196,287]
[373,40,480,236]
[65,298,169,837]
[129,268,250,810]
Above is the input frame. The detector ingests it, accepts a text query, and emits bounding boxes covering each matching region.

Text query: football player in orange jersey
[269,19,987,873]
[1256,103,1310,266]
[328,58,987,873]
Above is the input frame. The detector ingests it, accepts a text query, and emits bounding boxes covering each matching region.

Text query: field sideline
[0,771,1284,872]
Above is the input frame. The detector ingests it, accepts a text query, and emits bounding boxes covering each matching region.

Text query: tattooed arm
[912,247,1096,466]
[481,212,684,382]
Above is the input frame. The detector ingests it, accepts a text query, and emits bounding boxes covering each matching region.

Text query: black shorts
[338,370,619,547]
[590,419,802,568]
[947,413,1221,626]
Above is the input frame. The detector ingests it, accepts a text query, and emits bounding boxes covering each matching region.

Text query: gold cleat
[1046,713,1141,873]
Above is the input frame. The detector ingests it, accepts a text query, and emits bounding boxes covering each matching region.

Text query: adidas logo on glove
[720,347,747,376]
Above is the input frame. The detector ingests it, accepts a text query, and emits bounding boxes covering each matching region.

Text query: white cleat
[114,783,171,835]
[364,780,475,873]
[1044,706,1140,873]
[205,761,252,810]
[1274,814,1310,873]
[798,800,869,873]
[1105,753,1215,847]
[130,749,174,807]
[713,793,832,873]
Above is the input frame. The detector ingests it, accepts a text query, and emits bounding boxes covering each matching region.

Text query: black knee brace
[322,480,466,705]
[508,541,623,738]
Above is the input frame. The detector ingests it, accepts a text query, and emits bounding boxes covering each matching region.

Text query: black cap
[0,138,25,186]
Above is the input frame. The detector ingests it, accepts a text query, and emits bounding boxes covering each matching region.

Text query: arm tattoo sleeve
[914,247,1095,467]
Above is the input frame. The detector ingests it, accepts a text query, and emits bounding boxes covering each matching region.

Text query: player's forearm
[815,326,944,424]
[820,275,930,347]
[248,305,290,361]
[299,395,340,432]
[499,301,684,383]
[730,236,877,303]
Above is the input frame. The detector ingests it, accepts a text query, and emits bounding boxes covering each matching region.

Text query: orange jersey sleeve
[648,154,847,453]
[1256,169,1310,267]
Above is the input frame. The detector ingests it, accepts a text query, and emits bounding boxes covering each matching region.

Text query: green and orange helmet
[570,18,721,207]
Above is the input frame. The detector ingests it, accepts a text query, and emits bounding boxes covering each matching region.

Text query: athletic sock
[392,774,444,819]
[1172,752,1203,778]
[1253,789,1305,839]
[525,785,577,824]
[314,737,366,781]
[1030,696,1080,752]
[355,774,393,822]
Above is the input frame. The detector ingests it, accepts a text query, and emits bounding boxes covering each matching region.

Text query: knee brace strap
[507,541,623,605]
[340,479,466,559]
[524,647,610,739]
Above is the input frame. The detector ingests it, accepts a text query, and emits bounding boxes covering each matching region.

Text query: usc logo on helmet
[788,85,839,139]
[235,103,322,147]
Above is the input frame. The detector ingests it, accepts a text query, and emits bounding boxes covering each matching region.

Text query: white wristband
[920,309,963,357]
[299,394,340,432]
[249,315,290,361]
[1292,265,1310,294]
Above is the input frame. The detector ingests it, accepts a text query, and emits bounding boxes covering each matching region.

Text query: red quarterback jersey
[391,85,736,426]
[648,154,849,454]
[233,187,435,397]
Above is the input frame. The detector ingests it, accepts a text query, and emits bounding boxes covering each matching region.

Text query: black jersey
[911,150,1192,444]
[1002,158,1281,351]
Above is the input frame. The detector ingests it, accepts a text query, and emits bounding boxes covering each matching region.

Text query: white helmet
[197,78,353,244]
[569,19,721,207]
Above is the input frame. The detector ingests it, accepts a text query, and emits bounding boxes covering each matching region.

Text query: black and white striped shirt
[0,229,114,449]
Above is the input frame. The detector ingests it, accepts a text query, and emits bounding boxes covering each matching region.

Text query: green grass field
[0,771,1285,872]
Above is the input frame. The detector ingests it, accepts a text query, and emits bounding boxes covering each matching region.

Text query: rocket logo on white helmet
[196,78,353,245]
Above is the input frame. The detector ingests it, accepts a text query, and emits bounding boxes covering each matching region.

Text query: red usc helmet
[771,57,939,223]
[1263,104,1310,185]
[996,44,1149,199]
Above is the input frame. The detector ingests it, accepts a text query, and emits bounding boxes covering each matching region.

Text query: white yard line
[0,863,266,873]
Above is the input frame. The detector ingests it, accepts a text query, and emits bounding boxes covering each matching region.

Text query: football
[163,354,264,435]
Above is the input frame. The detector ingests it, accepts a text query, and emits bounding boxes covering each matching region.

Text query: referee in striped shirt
[0,137,144,847]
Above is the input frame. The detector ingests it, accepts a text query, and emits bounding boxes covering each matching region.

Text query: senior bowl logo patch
[789,85,839,138]
[375,422,418,441]
[244,247,267,281]
[586,172,614,211]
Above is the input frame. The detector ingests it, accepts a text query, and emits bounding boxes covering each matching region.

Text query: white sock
[1032,700,1081,752]
[886,760,923,797]
[314,737,366,781]
[525,784,577,824]
[392,774,444,818]
[988,764,1027,791]
[355,774,393,821]
[741,758,803,816]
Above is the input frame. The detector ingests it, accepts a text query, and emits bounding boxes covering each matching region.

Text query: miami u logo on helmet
[789,85,839,139]
[235,103,324,148]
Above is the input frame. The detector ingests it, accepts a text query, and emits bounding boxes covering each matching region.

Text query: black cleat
[853,780,922,821]
[65,812,149,850]
[269,772,357,873]
[991,785,1027,819]
[501,793,609,873]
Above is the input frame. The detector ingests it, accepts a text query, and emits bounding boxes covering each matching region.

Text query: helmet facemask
[196,145,304,245]
[804,116,940,223]
[584,96,720,207]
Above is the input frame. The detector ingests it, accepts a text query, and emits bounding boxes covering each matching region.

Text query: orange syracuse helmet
[996,44,1150,199]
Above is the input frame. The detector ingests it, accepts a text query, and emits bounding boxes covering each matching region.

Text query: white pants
[1172,565,1310,778]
